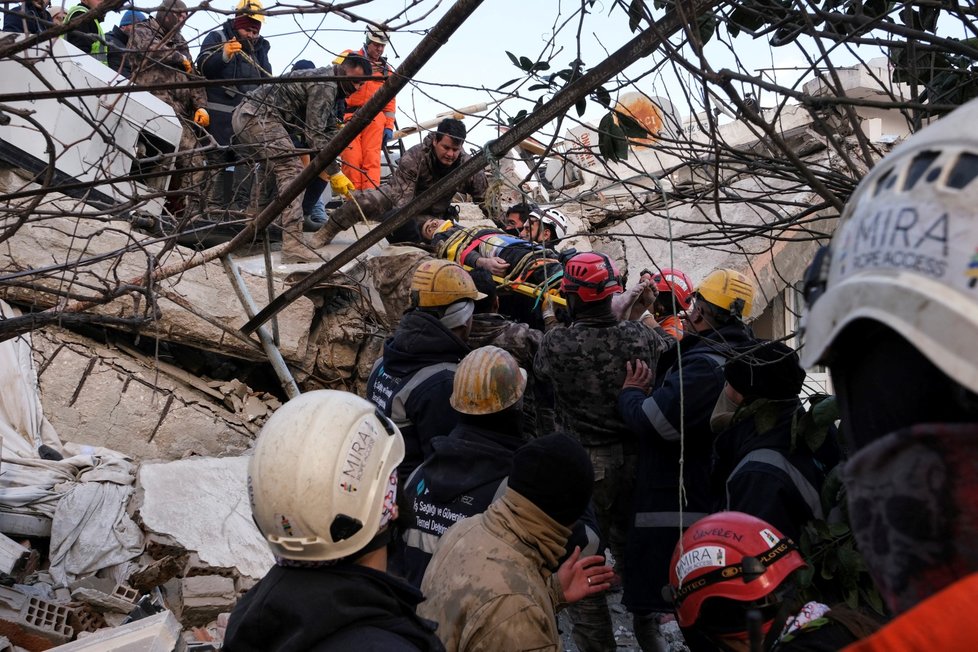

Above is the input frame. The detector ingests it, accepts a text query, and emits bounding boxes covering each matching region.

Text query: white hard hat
[801,96,978,395]
[365,24,389,45]
[540,207,569,239]
[248,390,404,562]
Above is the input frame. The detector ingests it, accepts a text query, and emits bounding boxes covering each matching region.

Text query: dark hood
[383,310,470,376]
[424,421,524,503]
[712,401,801,481]
[224,564,442,651]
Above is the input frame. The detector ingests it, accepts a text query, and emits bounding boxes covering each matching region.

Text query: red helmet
[666,512,806,630]
[561,252,622,302]
[648,267,694,311]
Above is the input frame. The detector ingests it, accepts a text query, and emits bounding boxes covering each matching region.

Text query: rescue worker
[223,390,444,651]
[366,259,483,483]
[665,512,876,651]
[643,266,693,340]
[710,340,840,543]
[520,206,570,248]
[619,268,755,651]
[127,0,210,218]
[105,10,146,77]
[800,96,978,650]
[394,346,528,586]
[501,201,540,236]
[231,55,369,263]
[3,0,54,35]
[62,0,106,62]
[419,434,615,652]
[338,25,396,190]
[534,251,667,652]
[196,0,271,212]
[313,118,489,246]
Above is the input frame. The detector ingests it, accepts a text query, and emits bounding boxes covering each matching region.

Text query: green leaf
[844,587,859,610]
[628,0,646,32]
[508,109,528,126]
[531,61,551,72]
[576,97,587,117]
[506,51,520,68]
[614,110,650,139]
[595,86,611,108]
[828,522,850,538]
[497,78,520,91]
[527,83,551,91]
[697,12,717,45]
[519,56,534,71]
[597,112,629,162]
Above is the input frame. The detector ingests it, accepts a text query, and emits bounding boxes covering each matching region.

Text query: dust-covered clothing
[128,18,205,120]
[223,563,444,651]
[232,65,346,233]
[419,488,569,652]
[618,321,753,613]
[330,134,489,230]
[366,309,469,483]
[340,47,396,189]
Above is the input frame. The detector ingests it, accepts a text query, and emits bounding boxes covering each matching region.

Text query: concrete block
[70,588,134,614]
[66,603,106,635]
[0,512,51,539]
[181,576,234,600]
[180,576,235,627]
[45,610,181,651]
[0,535,34,584]
[21,596,74,644]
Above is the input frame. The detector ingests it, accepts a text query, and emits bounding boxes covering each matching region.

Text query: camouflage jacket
[535,315,667,448]
[331,134,489,228]
[419,489,568,652]
[126,18,206,118]
[468,313,542,371]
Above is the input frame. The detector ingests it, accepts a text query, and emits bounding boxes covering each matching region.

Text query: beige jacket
[418,488,570,652]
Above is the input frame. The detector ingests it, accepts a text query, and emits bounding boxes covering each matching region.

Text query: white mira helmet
[540,207,569,239]
[248,390,404,562]
[801,97,978,395]
[365,24,389,45]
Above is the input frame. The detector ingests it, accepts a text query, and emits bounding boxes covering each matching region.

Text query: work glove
[193,108,210,128]
[329,172,355,197]
[223,38,242,62]
[383,128,393,146]
[181,57,193,73]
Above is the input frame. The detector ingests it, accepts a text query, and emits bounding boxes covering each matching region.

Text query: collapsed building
[0,34,913,649]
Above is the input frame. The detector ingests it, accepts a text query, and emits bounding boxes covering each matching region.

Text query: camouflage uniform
[231,66,344,239]
[468,313,556,437]
[534,317,667,652]
[127,18,208,206]
[329,134,489,230]
[419,488,568,652]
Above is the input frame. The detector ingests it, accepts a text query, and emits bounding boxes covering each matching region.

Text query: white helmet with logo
[540,207,569,239]
[248,390,404,562]
[365,24,389,45]
[802,97,978,395]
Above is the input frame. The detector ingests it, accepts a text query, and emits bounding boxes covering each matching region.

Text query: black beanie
[508,434,593,526]
[725,340,806,401]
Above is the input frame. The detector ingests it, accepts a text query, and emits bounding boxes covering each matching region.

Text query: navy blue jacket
[196,21,271,145]
[712,402,840,542]
[3,1,53,34]
[367,310,469,483]
[224,564,444,651]
[618,321,753,612]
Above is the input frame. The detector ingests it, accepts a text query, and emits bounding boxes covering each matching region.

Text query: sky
[97,0,968,147]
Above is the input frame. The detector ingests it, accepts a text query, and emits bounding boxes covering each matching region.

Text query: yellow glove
[330,172,355,197]
[193,108,210,128]
[182,57,193,73]
[223,38,242,62]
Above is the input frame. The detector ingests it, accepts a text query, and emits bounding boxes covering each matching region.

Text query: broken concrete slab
[46,610,180,651]
[134,457,272,581]
[69,588,134,615]
[180,576,235,627]
[32,328,257,461]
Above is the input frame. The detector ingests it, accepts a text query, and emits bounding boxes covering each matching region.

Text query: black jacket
[196,21,271,145]
[367,310,469,483]
[105,26,133,76]
[2,1,53,34]
[712,402,839,542]
[394,418,525,587]
[618,321,753,612]
[224,564,444,651]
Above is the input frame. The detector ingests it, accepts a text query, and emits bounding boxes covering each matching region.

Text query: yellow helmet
[410,259,485,308]
[235,0,265,23]
[697,269,755,319]
[450,346,527,415]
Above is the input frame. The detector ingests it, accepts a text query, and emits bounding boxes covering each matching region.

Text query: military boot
[310,219,343,248]
[280,230,321,264]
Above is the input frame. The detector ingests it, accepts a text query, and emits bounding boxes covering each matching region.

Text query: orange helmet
[666,512,806,632]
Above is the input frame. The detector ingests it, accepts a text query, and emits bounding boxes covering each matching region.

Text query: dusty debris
[46,611,181,651]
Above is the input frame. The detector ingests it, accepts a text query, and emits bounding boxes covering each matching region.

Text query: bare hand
[557,546,616,604]
[623,359,653,392]
[476,256,509,276]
